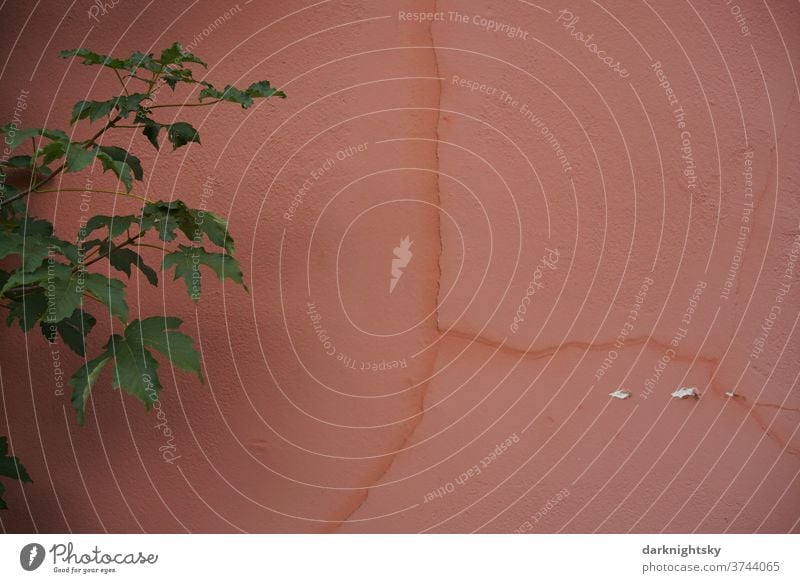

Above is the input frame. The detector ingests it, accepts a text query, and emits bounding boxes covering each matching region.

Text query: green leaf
[83,214,137,239]
[0,231,53,272]
[1,155,32,168]
[0,436,32,482]
[39,141,66,165]
[71,94,148,124]
[0,126,70,150]
[116,93,149,118]
[246,80,286,99]
[140,201,182,242]
[0,185,23,219]
[166,122,200,150]
[20,217,54,236]
[198,84,221,100]
[142,120,161,150]
[173,202,204,241]
[163,244,244,301]
[70,99,115,124]
[69,352,112,426]
[164,76,180,91]
[2,263,81,323]
[84,273,127,322]
[55,240,81,265]
[36,165,53,178]
[106,333,161,409]
[9,251,128,324]
[221,85,252,109]
[193,209,234,254]
[60,44,208,78]
[0,218,78,271]
[0,125,41,150]
[40,128,71,142]
[65,144,96,173]
[95,150,133,191]
[97,146,143,181]
[139,200,231,251]
[108,246,158,286]
[93,316,201,418]
[199,83,251,108]
[162,245,200,300]
[40,308,96,356]
[158,42,206,68]
[127,316,202,379]
[59,48,128,70]
[125,51,160,73]
[163,67,196,90]
[0,434,32,508]
[5,291,47,332]
[199,80,285,108]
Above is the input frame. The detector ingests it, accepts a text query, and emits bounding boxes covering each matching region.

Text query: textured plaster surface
[0,0,799,532]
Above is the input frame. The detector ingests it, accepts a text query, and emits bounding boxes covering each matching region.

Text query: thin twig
[133,242,167,252]
[34,187,148,203]
[114,69,129,97]
[149,99,220,109]
[83,232,144,269]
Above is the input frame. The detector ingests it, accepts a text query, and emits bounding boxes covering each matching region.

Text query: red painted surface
[1,0,798,532]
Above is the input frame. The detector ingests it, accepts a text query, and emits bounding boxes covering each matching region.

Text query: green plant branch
[0,41,275,455]
[0,114,123,210]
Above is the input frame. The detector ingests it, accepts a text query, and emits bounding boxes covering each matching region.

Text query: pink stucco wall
[1,0,799,532]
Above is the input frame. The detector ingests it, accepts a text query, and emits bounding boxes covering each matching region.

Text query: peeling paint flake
[609,389,631,400]
[671,387,699,399]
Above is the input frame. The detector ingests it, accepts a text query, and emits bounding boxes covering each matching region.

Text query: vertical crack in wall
[724,138,800,455]
[329,0,446,531]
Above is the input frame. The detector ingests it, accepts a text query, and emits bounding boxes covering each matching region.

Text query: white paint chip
[671,387,699,399]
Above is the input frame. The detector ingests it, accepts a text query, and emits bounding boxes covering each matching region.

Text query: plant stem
[133,242,167,252]
[149,99,221,109]
[83,114,122,146]
[114,69,130,97]
[81,244,102,262]
[33,188,148,203]
[83,232,144,269]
